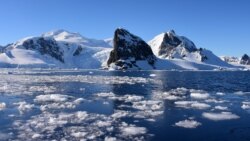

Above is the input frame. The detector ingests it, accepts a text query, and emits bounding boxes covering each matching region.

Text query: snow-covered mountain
[220,54,250,67]
[107,28,156,70]
[220,56,240,64]
[104,38,113,47]
[0,28,246,70]
[148,30,234,69]
[0,30,112,68]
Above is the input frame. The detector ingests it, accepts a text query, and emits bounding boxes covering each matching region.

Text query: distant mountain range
[0,28,249,70]
[220,54,250,66]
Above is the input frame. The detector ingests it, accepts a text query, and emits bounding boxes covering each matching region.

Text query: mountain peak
[240,54,250,65]
[166,29,176,37]
[107,28,155,70]
[42,29,111,48]
[42,29,84,42]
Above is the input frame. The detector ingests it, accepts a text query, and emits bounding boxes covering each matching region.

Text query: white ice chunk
[235,91,250,95]
[0,102,6,110]
[175,101,211,110]
[14,101,34,114]
[191,102,211,109]
[241,102,250,109]
[174,119,201,129]
[191,92,210,99]
[214,106,228,110]
[104,137,117,141]
[95,92,115,98]
[149,74,156,77]
[120,126,147,136]
[71,132,87,138]
[202,112,240,121]
[216,92,225,96]
[35,94,73,103]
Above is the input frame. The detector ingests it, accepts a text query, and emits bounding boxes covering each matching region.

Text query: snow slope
[0,30,112,68]
[148,30,237,70]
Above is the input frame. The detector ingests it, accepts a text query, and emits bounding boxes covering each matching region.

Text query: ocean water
[0,69,250,141]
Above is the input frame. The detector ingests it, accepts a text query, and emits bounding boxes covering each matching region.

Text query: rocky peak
[149,30,207,61]
[240,54,250,65]
[107,28,156,70]
[0,45,3,53]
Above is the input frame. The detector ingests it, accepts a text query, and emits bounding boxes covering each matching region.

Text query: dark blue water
[0,70,250,141]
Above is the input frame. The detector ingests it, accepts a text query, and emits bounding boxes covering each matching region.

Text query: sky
[0,0,249,57]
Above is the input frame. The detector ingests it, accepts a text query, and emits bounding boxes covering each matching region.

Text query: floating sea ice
[0,102,6,110]
[174,119,201,129]
[34,94,74,103]
[205,99,226,103]
[149,74,156,77]
[174,101,211,110]
[202,112,240,121]
[152,91,183,100]
[104,137,117,141]
[171,87,189,95]
[111,110,130,119]
[216,92,225,96]
[174,101,194,107]
[120,123,147,136]
[234,91,250,95]
[124,95,144,102]
[214,106,228,111]
[190,102,211,110]
[95,92,116,98]
[71,132,87,138]
[14,101,34,114]
[42,98,84,111]
[241,102,250,110]
[132,100,163,111]
[190,92,210,99]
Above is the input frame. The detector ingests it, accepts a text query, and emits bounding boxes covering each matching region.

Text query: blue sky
[0,0,249,56]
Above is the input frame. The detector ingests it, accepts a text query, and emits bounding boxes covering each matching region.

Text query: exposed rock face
[149,30,207,62]
[20,37,64,62]
[0,46,3,53]
[73,45,83,56]
[158,30,197,57]
[107,28,156,70]
[240,54,250,65]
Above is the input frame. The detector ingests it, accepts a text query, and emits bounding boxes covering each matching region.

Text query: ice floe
[35,94,74,103]
[152,87,188,100]
[241,102,250,110]
[0,102,6,110]
[14,101,34,114]
[149,74,156,77]
[202,112,240,121]
[190,92,210,99]
[174,119,201,129]
[175,101,211,110]
[120,124,147,136]
[214,106,228,111]
[234,91,250,95]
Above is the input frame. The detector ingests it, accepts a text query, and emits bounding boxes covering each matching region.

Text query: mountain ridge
[0,28,248,70]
